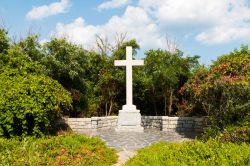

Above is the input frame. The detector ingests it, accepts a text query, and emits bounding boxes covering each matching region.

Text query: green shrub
[0,45,43,76]
[0,46,72,137]
[125,140,250,166]
[220,126,250,143]
[182,45,250,142]
[0,133,117,165]
[0,73,72,137]
[202,126,250,143]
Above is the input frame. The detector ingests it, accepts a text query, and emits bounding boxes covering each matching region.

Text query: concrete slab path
[96,129,197,150]
[95,129,198,166]
[80,129,199,166]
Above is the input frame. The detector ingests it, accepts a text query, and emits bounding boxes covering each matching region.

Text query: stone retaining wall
[141,116,163,129]
[57,116,207,132]
[141,116,206,132]
[56,116,118,133]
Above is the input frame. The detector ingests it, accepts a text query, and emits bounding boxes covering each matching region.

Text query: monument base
[115,105,144,132]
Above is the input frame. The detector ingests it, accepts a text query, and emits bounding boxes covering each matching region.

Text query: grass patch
[125,140,250,166]
[0,132,117,166]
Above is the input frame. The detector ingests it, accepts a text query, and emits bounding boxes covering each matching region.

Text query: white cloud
[97,0,130,11]
[138,0,250,44]
[139,0,226,26]
[54,17,99,48]
[194,0,250,43]
[26,0,70,20]
[53,6,165,50]
[196,25,250,44]
[51,0,250,51]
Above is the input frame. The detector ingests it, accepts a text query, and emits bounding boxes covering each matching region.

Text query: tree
[165,35,178,53]
[17,35,44,62]
[97,59,123,116]
[142,49,199,115]
[42,38,88,117]
[84,51,108,116]
[0,28,10,54]
[95,35,110,56]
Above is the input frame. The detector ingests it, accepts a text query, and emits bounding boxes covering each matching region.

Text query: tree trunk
[105,102,108,116]
[152,86,157,115]
[168,90,173,115]
[153,97,157,116]
[108,99,113,116]
[164,94,167,116]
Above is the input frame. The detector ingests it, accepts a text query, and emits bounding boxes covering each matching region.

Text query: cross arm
[132,60,144,66]
[114,60,144,66]
[114,60,126,66]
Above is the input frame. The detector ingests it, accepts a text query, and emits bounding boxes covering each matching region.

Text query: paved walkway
[79,129,199,165]
[94,129,199,165]
[96,129,197,151]
[114,150,136,166]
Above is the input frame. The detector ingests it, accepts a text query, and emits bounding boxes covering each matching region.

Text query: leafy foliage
[84,40,139,117]
[0,46,41,75]
[0,29,202,118]
[125,140,250,166]
[43,38,87,92]
[201,125,250,143]
[0,28,9,53]
[182,45,250,142]
[42,38,88,117]
[0,46,72,137]
[136,49,199,116]
[17,35,45,62]
[0,133,117,165]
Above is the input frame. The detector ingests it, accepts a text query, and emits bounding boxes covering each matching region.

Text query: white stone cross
[114,46,144,106]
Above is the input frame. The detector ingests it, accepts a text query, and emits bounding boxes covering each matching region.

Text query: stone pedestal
[116,105,144,132]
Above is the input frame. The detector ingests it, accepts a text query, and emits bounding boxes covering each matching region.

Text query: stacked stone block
[162,117,206,132]
[57,116,207,133]
[58,116,118,132]
[141,116,162,129]
[142,116,206,132]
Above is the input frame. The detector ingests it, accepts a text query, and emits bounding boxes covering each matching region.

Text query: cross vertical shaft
[126,47,133,105]
[114,46,144,107]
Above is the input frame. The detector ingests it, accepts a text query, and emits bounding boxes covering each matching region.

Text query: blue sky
[1,0,250,64]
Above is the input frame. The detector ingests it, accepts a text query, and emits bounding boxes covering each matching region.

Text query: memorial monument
[114,46,144,132]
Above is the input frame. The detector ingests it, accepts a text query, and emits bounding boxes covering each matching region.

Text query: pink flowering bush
[181,45,250,142]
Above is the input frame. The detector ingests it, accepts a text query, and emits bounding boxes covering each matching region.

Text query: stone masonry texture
[56,116,207,133]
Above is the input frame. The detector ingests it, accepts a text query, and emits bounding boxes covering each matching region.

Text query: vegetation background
[0,28,249,142]
[0,26,249,165]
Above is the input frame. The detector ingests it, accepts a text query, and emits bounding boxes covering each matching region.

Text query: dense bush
[42,38,88,117]
[125,140,250,166]
[201,125,250,143]
[182,45,250,141]
[0,47,72,137]
[0,73,72,137]
[0,133,117,165]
